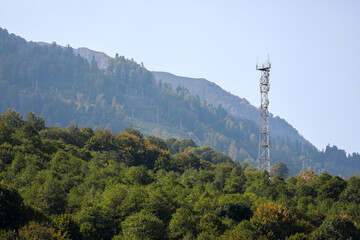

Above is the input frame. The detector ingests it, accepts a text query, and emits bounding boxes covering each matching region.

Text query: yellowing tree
[296,170,318,182]
[250,202,292,240]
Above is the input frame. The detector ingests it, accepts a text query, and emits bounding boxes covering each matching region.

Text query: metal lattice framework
[256,59,271,173]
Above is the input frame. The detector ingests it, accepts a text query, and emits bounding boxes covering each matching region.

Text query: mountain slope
[38,42,110,69]
[0,27,259,159]
[68,50,308,145]
[73,47,110,69]
[152,71,307,145]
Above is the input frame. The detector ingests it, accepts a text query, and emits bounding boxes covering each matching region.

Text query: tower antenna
[256,57,271,173]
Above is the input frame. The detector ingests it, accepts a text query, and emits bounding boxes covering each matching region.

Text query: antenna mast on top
[256,57,271,173]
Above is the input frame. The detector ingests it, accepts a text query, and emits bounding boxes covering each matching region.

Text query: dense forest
[0,27,359,177]
[1,110,360,239]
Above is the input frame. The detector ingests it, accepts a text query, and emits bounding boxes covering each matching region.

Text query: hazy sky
[1,0,359,154]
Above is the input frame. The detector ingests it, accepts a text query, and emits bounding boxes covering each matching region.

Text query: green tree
[52,214,81,240]
[145,186,177,224]
[76,203,110,240]
[0,121,15,145]
[0,229,17,240]
[199,213,225,237]
[168,207,197,239]
[124,166,154,185]
[218,220,262,240]
[0,184,25,229]
[117,186,148,219]
[65,124,87,147]
[311,215,360,240]
[33,174,67,215]
[154,155,172,171]
[125,125,143,139]
[223,166,246,194]
[173,152,200,171]
[318,176,347,201]
[340,176,360,203]
[311,172,332,189]
[25,111,46,131]
[270,161,290,178]
[215,200,252,223]
[167,138,197,154]
[0,109,24,128]
[85,128,117,151]
[121,210,166,240]
[191,145,233,164]
[147,135,168,150]
[287,233,309,240]
[15,123,43,149]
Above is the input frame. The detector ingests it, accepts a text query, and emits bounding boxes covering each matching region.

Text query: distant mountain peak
[73,47,110,69]
[37,42,110,69]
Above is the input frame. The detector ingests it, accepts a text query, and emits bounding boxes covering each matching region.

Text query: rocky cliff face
[73,47,110,69]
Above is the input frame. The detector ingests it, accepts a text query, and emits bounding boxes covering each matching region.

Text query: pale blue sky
[1,0,359,153]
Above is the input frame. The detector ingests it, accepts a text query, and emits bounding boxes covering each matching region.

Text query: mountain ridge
[73,47,110,69]
[38,41,110,69]
[65,45,310,148]
[152,71,309,145]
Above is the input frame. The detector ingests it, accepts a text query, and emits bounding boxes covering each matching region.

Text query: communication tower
[256,58,271,173]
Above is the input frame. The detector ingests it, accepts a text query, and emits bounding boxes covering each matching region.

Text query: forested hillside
[152,71,307,144]
[63,45,307,145]
[0,27,359,176]
[1,110,360,240]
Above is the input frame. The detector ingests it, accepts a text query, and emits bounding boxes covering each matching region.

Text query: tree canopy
[0,110,359,239]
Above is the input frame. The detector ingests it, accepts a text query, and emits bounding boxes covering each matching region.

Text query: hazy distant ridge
[152,71,307,145]
[73,47,110,69]
[38,42,110,69]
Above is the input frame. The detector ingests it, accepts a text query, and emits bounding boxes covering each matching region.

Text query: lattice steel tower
[256,58,271,173]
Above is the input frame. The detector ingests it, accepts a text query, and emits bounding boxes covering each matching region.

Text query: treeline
[1,110,360,240]
[0,27,359,177]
